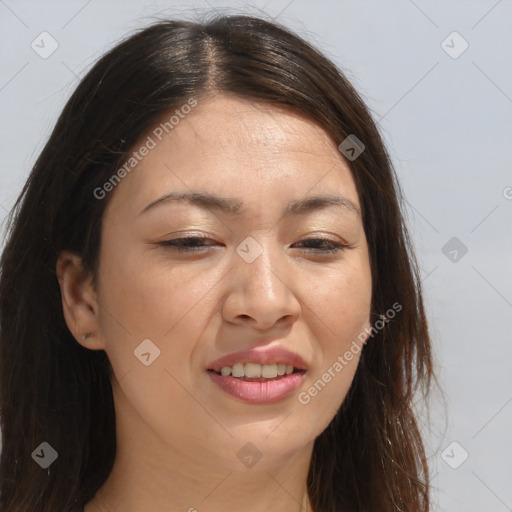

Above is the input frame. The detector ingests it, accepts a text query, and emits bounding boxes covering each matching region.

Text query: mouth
[206,346,308,404]
[206,362,307,404]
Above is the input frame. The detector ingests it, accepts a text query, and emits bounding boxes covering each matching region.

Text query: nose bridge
[223,234,300,327]
[237,234,283,295]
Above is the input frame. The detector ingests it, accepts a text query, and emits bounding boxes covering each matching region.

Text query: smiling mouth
[206,364,307,404]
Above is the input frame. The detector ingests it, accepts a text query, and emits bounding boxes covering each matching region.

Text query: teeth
[245,363,262,378]
[261,364,277,378]
[232,363,244,378]
[216,363,299,378]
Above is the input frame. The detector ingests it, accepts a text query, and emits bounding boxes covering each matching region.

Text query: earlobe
[56,251,104,350]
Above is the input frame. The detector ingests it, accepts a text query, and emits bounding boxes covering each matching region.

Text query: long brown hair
[0,14,434,512]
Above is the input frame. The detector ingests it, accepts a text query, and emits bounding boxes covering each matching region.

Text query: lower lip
[207,371,305,404]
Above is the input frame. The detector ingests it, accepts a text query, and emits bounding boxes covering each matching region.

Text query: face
[73,95,372,471]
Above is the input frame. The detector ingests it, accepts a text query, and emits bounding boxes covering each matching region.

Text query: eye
[293,237,349,254]
[157,235,219,252]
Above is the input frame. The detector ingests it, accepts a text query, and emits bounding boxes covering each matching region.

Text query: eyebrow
[138,191,360,218]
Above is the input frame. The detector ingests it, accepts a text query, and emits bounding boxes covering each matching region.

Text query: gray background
[1,1,511,510]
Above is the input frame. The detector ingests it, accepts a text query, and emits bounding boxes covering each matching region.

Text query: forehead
[106,95,360,219]
[189,97,332,152]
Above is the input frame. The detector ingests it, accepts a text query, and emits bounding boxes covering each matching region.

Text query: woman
[0,14,434,512]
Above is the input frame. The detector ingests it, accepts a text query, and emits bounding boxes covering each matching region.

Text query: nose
[221,239,301,331]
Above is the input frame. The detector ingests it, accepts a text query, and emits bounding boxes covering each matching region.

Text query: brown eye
[293,238,349,254]
[158,236,219,252]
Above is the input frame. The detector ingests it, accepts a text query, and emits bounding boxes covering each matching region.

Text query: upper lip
[207,345,308,372]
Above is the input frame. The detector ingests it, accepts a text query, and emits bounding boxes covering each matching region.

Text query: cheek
[95,253,227,447]
[309,252,372,341]
[296,253,371,427]
[95,242,225,381]
[296,310,367,440]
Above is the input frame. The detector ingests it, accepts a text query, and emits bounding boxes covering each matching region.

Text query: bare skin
[57,95,372,512]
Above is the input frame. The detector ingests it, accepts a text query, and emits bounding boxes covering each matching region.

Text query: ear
[56,250,105,350]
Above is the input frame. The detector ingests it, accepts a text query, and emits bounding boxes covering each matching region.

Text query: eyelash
[158,236,349,254]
